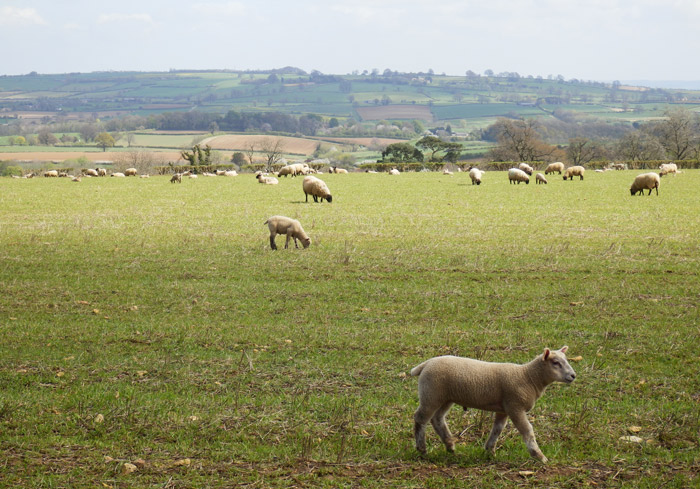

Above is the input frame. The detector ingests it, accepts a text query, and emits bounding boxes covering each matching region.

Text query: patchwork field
[0,170,698,488]
[355,105,434,121]
[201,134,324,155]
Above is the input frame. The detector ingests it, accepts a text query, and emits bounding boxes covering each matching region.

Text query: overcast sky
[1,0,698,83]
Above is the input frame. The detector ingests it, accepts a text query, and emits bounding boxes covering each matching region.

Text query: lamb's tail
[410,361,429,377]
[263,219,269,225]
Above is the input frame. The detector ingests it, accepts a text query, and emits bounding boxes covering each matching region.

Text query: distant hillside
[1,70,699,131]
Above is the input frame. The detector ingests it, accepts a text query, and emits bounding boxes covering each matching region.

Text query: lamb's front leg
[508,410,547,463]
[484,412,508,454]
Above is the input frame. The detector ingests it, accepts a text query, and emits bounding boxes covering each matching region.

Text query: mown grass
[0,170,699,488]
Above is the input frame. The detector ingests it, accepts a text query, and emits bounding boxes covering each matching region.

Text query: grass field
[0,170,699,488]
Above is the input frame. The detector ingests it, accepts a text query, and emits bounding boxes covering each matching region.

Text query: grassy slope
[0,171,698,487]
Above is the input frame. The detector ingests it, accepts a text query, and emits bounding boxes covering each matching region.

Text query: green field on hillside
[0,171,698,487]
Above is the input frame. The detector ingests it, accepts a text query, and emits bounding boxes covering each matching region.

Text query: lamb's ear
[543,348,551,361]
[560,346,569,354]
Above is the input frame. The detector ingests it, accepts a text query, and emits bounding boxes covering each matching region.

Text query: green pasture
[0,170,698,487]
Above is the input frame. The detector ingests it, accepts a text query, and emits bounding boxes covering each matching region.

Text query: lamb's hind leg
[484,412,508,454]
[269,233,278,250]
[414,403,440,454]
[430,402,456,452]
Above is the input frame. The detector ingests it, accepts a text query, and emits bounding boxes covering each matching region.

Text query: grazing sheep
[84,169,99,177]
[563,166,585,181]
[302,175,332,203]
[389,168,400,175]
[332,167,349,174]
[544,162,565,175]
[189,174,198,179]
[124,168,138,176]
[630,172,660,196]
[111,172,126,178]
[468,167,484,185]
[264,215,311,250]
[44,170,59,178]
[277,165,296,177]
[518,162,534,175]
[256,174,279,185]
[412,346,576,463]
[535,173,548,184]
[215,170,227,176]
[659,163,677,177]
[170,173,182,183]
[224,170,238,177]
[58,171,68,178]
[443,168,453,176]
[611,163,626,170]
[97,168,107,176]
[140,174,150,178]
[508,168,530,184]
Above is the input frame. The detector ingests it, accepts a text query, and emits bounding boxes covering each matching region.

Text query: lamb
[630,172,660,196]
[535,173,547,184]
[563,166,585,181]
[544,162,565,175]
[224,170,237,177]
[389,168,400,175]
[170,173,182,183]
[302,175,332,203]
[124,168,138,176]
[443,168,453,176]
[264,215,311,250]
[332,167,349,174]
[111,172,126,177]
[140,174,150,178]
[412,346,576,463]
[277,165,297,177]
[659,163,677,177]
[97,168,107,176]
[468,167,484,185]
[85,169,99,177]
[44,170,59,178]
[508,168,529,184]
[256,173,279,185]
[518,162,534,175]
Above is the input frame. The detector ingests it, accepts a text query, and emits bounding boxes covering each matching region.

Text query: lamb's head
[542,346,576,384]
[301,236,311,248]
[325,195,333,203]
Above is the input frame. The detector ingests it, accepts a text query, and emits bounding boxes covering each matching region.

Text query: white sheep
[44,170,59,178]
[264,215,311,250]
[518,162,534,175]
[412,346,576,463]
[111,172,126,178]
[256,174,279,185]
[508,168,530,184]
[333,167,349,174]
[277,165,297,177]
[124,168,138,176]
[84,169,99,177]
[97,168,107,176]
[468,167,484,185]
[389,168,400,175]
[442,168,453,176]
[630,172,660,196]
[170,173,182,183]
[535,173,547,184]
[71,176,81,182]
[544,162,565,175]
[140,174,150,178]
[224,170,237,177]
[563,166,585,181]
[189,174,198,179]
[659,163,677,177]
[302,175,332,203]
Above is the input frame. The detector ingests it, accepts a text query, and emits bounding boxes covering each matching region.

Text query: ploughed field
[0,170,698,488]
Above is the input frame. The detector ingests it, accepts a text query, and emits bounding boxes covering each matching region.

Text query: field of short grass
[0,170,698,488]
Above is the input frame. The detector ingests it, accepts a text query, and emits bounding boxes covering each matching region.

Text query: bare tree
[126,133,136,148]
[566,137,600,166]
[487,118,556,162]
[244,141,257,167]
[615,131,665,161]
[260,137,285,172]
[650,108,698,160]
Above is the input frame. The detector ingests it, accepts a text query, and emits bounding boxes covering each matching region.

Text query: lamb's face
[543,346,576,384]
[302,237,311,248]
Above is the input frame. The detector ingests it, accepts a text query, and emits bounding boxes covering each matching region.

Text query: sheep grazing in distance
[468,167,484,185]
[630,172,660,196]
[224,170,237,177]
[659,163,678,177]
[140,174,150,178]
[170,173,182,183]
[124,168,138,176]
[256,173,279,185]
[544,162,565,175]
[85,169,99,177]
[389,168,400,175]
[111,172,126,178]
[330,166,348,174]
[264,216,311,250]
[563,166,585,181]
[508,168,530,184]
[97,168,107,176]
[302,175,332,203]
[442,168,453,176]
[535,173,548,184]
[44,170,59,178]
[518,162,534,175]
[411,346,576,463]
[277,165,297,177]
[71,176,81,182]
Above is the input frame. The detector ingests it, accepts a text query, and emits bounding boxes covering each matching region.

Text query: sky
[1,0,699,84]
